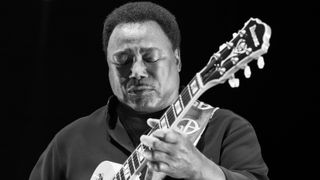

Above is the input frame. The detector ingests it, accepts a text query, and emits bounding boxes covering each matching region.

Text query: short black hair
[102,1,181,55]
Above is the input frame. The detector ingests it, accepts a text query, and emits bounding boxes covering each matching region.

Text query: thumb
[147,118,160,128]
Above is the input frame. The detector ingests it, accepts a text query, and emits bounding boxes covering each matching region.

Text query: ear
[174,49,182,72]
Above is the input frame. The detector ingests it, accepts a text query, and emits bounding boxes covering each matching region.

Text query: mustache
[126,79,156,92]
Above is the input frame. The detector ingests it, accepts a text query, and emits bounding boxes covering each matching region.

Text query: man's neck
[117,101,167,119]
[116,102,167,147]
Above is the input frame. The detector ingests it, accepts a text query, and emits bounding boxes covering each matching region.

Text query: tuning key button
[226,42,234,49]
[233,33,237,38]
[218,67,226,75]
[228,76,240,88]
[244,65,251,78]
[231,57,239,64]
[239,30,246,37]
[246,48,252,55]
[213,53,221,60]
[219,44,227,51]
[257,56,265,69]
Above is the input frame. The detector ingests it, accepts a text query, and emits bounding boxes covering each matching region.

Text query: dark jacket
[29,96,268,180]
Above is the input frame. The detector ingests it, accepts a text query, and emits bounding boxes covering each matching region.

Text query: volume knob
[228,76,240,88]
[257,56,265,69]
[244,65,251,78]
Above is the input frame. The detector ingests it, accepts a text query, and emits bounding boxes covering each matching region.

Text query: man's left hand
[140,128,222,180]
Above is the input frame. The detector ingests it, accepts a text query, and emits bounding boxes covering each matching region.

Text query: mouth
[127,85,155,95]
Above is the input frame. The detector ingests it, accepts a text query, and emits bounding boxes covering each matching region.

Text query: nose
[129,55,148,80]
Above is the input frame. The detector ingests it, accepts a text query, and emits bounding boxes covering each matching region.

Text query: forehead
[107,21,172,53]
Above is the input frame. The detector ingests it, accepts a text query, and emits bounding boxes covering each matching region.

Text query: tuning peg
[239,30,246,37]
[257,56,265,69]
[226,42,234,49]
[244,65,251,78]
[219,44,227,51]
[233,33,237,38]
[228,75,240,88]
[246,48,252,55]
[231,57,239,64]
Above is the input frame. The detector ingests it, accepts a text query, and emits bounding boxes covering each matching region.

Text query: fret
[166,107,175,125]
[116,171,121,180]
[123,161,131,180]
[159,115,169,129]
[148,125,159,135]
[119,169,125,180]
[189,76,200,96]
[132,152,140,170]
[181,86,191,107]
[173,98,183,116]
[136,145,145,163]
[142,144,149,151]
[127,157,135,175]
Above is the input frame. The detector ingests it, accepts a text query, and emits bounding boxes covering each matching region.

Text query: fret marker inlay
[190,78,200,95]
[174,99,183,116]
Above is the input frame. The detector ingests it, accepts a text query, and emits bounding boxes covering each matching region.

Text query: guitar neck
[113,73,208,180]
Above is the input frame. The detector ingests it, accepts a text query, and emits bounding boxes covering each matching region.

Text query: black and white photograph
[5,0,317,179]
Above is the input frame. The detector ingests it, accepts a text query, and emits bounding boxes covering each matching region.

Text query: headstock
[200,18,271,88]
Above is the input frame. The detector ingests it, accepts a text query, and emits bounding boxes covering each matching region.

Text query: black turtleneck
[116,102,167,147]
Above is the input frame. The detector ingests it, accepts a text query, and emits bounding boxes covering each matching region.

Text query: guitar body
[90,161,140,180]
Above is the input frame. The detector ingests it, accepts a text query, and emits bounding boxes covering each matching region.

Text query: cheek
[109,65,131,85]
[153,61,178,87]
[108,68,124,95]
[117,64,132,79]
[108,69,118,88]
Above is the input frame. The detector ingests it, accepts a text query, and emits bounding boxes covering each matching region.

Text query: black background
[5,0,318,179]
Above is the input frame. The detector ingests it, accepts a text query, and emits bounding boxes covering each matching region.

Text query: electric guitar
[90,18,272,180]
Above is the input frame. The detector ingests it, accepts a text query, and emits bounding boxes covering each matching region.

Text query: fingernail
[142,151,150,159]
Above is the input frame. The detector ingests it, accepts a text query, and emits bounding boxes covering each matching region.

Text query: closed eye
[113,53,134,65]
[142,54,160,63]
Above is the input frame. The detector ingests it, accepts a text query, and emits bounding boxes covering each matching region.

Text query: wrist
[190,156,226,180]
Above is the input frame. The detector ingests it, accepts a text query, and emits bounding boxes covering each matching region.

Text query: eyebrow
[139,47,162,54]
[114,47,162,55]
[113,48,132,56]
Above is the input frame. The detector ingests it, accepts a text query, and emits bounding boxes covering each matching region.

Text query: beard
[125,90,162,112]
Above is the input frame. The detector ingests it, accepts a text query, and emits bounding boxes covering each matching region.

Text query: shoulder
[210,108,253,134]
[190,100,251,130]
[212,108,251,125]
[195,105,254,138]
[53,105,109,146]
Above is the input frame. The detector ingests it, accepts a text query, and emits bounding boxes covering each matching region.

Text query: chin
[133,99,158,112]
[129,96,163,113]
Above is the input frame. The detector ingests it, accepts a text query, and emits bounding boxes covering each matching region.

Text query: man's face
[107,21,181,113]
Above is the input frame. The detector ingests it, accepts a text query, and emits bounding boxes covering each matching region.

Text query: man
[29,2,268,180]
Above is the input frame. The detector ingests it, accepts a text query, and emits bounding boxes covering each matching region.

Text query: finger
[143,149,173,163]
[159,129,183,144]
[151,129,168,141]
[141,134,173,153]
[158,162,170,173]
[147,118,159,128]
[140,135,159,149]
[151,129,181,144]
[171,127,186,137]
[147,161,170,173]
[147,161,157,171]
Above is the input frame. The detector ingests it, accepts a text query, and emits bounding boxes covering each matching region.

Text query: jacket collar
[105,96,135,153]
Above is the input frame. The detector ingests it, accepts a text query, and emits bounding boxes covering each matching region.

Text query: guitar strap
[144,100,219,180]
